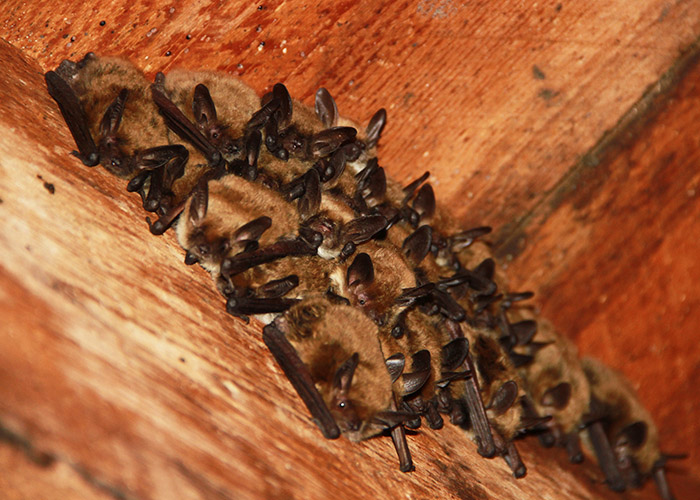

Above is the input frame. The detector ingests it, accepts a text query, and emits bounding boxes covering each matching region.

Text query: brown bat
[439,254,530,477]
[582,357,682,500]
[45,54,198,215]
[332,240,506,465]
[149,75,390,260]
[509,312,591,460]
[263,295,415,471]
[175,172,319,295]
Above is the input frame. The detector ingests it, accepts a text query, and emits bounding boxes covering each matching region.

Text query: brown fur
[332,240,416,326]
[160,70,260,201]
[515,315,590,436]
[582,357,661,475]
[67,56,169,178]
[470,327,525,440]
[176,174,300,275]
[279,297,394,441]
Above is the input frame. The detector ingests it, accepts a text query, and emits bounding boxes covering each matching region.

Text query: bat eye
[338,401,346,409]
[212,131,219,139]
[198,244,210,257]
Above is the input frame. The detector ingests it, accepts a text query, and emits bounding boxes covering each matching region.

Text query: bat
[45,54,196,215]
[582,357,683,500]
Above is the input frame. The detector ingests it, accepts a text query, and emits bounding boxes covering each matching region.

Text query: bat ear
[402,370,430,395]
[509,352,534,368]
[347,253,374,287]
[488,381,519,416]
[333,353,359,393]
[473,257,496,280]
[618,421,648,449]
[402,225,433,266]
[509,319,538,346]
[273,83,293,127]
[315,87,338,128]
[233,216,272,243]
[357,162,387,203]
[402,171,430,203]
[412,183,435,221]
[365,108,387,149]
[246,130,262,169]
[441,338,469,371]
[541,382,572,410]
[401,350,431,395]
[193,84,217,127]
[385,353,406,383]
[189,180,208,227]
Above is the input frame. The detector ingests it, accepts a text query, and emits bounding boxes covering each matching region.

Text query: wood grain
[1,0,699,498]
[501,43,700,482]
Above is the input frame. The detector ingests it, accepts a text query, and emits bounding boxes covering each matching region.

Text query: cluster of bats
[45,53,682,499]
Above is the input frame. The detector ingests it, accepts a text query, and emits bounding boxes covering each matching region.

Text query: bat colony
[45,53,682,499]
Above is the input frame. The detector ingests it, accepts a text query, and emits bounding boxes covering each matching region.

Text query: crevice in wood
[494,34,700,261]
[0,420,55,467]
[0,420,135,500]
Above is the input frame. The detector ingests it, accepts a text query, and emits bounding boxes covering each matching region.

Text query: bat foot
[71,150,99,167]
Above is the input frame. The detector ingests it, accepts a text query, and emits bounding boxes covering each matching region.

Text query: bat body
[582,357,678,500]
[45,54,191,214]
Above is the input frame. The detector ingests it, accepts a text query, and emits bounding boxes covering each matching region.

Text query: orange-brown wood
[1,0,699,498]
[501,45,700,481]
[0,443,114,500]
[3,0,700,230]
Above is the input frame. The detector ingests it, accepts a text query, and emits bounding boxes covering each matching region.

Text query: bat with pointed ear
[582,357,683,500]
[263,296,417,471]
[504,308,591,466]
[257,84,360,163]
[45,54,192,216]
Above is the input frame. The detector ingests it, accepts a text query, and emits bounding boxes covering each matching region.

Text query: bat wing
[45,71,99,166]
[262,324,341,439]
[151,85,221,167]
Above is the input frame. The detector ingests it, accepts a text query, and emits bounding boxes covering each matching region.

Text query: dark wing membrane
[263,324,341,439]
[45,71,99,166]
[151,86,221,166]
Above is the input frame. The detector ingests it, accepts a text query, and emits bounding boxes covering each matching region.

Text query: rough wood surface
[1,0,699,498]
[501,44,700,481]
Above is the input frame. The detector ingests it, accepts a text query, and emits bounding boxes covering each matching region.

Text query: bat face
[175,173,301,275]
[160,70,259,164]
[336,244,416,326]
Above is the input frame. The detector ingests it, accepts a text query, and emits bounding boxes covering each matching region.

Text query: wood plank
[0,0,699,497]
[4,38,689,500]
[499,44,700,480]
[1,0,699,231]
[0,436,115,500]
